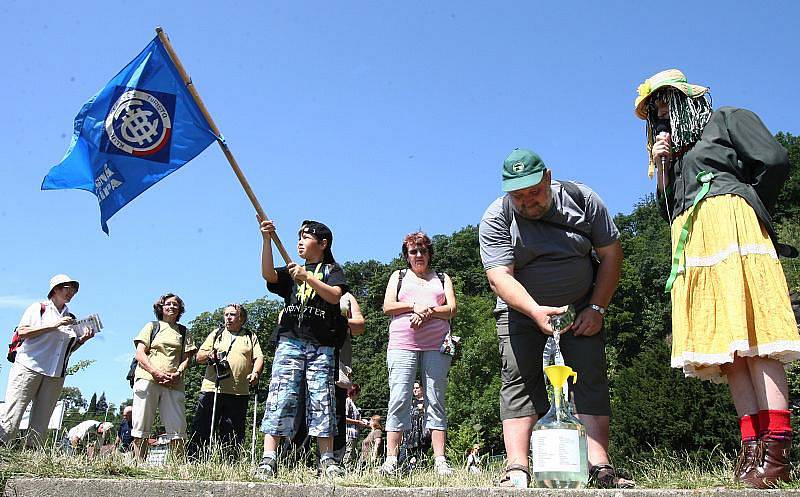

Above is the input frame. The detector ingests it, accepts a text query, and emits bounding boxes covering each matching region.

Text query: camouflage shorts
[260,337,336,438]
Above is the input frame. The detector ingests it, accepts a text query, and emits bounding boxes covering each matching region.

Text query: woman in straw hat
[0,274,95,448]
[634,69,800,488]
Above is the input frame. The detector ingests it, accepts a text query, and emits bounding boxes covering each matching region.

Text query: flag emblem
[42,36,216,233]
[103,88,175,162]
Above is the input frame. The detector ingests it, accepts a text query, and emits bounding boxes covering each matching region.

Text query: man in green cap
[479,148,628,488]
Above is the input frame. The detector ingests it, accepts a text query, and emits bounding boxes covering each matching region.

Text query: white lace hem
[671,339,800,383]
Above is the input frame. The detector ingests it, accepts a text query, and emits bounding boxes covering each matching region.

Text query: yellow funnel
[544,365,577,388]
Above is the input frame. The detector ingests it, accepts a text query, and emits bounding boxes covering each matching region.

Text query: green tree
[87,392,97,415]
[609,341,737,461]
[445,293,502,455]
[347,259,393,416]
[774,132,799,227]
[774,132,800,292]
[96,392,108,417]
[58,386,86,410]
[605,195,672,373]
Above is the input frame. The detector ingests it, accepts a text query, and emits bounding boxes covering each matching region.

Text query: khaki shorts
[497,309,610,419]
[131,378,186,440]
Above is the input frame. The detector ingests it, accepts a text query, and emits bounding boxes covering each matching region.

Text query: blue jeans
[260,337,336,438]
[385,349,451,432]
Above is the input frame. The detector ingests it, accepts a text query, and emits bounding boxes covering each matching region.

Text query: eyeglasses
[408,248,428,256]
[59,284,77,291]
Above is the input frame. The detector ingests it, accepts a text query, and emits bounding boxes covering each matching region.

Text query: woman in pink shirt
[380,232,457,475]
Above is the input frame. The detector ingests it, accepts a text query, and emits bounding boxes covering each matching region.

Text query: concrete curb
[3,478,800,497]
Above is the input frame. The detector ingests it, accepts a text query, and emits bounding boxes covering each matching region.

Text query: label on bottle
[530,429,580,473]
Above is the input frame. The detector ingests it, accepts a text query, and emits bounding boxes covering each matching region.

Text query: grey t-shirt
[479,180,619,314]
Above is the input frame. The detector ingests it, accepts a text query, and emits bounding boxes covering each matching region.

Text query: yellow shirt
[199,328,263,395]
[133,321,197,390]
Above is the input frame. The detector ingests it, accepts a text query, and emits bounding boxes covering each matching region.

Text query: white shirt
[346,397,361,440]
[16,300,78,377]
[68,420,99,440]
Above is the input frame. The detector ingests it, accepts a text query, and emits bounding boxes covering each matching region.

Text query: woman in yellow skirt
[634,69,800,488]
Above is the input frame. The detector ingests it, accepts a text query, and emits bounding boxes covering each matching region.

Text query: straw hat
[634,69,709,119]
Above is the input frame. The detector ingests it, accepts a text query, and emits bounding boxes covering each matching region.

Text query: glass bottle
[530,305,588,488]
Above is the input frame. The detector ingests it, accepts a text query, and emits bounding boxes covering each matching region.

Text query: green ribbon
[665,171,714,293]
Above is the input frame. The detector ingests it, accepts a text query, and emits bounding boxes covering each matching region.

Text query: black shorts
[496,309,611,419]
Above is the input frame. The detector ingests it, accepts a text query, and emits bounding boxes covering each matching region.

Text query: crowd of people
[1,69,798,489]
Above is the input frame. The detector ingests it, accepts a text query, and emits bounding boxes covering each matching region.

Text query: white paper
[72,314,103,336]
[530,429,580,473]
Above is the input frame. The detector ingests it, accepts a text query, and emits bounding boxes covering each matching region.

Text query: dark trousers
[333,384,347,458]
[190,391,249,459]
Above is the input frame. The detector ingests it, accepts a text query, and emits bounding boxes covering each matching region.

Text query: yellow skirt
[670,194,800,382]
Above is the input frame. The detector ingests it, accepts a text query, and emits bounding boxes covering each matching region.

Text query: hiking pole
[210,368,221,451]
[251,379,259,464]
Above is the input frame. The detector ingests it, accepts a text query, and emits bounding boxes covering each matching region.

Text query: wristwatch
[589,304,606,316]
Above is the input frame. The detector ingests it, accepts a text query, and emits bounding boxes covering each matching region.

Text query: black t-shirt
[267,263,348,347]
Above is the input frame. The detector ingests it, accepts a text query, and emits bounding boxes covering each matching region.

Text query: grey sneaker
[319,457,345,478]
[255,456,277,479]
[435,459,454,476]
[379,458,398,476]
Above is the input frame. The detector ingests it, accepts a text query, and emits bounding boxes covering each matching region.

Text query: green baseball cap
[502,148,547,192]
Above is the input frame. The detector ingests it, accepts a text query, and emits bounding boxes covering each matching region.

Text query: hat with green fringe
[635,69,709,120]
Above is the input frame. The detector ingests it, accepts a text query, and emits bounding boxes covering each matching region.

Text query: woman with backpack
[130,293,196,461]
[0,274,95,448]
[380,232,457,475]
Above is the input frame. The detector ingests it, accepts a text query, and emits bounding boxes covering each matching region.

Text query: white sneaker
[380,458,398,476]
[435,459,454,476]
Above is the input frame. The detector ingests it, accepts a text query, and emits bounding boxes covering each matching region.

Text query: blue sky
[1,1,798,410]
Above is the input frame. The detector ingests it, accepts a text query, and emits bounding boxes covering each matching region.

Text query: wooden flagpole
[155,27,293,264]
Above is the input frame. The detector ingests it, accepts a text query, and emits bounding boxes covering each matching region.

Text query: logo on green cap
[502,148,547,192]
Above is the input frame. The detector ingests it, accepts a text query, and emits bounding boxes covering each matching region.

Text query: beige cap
[48,274,79,297]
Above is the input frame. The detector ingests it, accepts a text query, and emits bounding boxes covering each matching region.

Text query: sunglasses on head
[301,220,318,234]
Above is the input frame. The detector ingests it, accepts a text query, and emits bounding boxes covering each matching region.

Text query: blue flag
[42,36,217,233]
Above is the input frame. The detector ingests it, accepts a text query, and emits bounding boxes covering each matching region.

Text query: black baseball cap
[299,220,335,263]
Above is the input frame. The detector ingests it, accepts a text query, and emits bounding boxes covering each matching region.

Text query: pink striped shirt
[387,271,450,351]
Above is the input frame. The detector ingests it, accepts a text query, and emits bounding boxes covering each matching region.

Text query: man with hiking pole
[189,304,264,460]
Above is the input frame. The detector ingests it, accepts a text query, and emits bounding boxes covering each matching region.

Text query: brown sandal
[589,464,635,488]
[497,464,531,488]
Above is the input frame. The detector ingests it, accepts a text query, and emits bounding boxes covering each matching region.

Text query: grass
[0,445,493,489]
[2,444,800,491]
